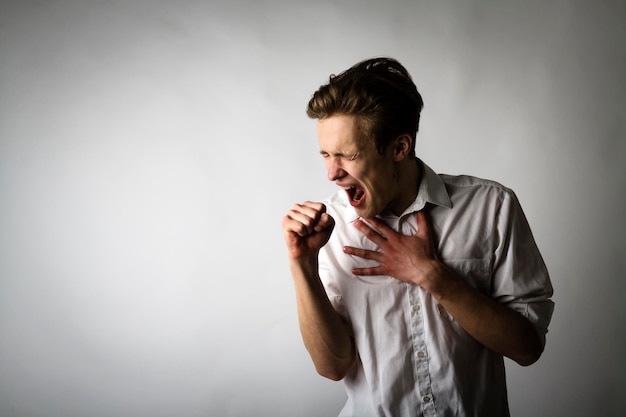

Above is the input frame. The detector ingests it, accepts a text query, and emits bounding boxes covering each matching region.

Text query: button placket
[407,286,437,416]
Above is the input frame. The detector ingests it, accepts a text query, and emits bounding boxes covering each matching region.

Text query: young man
[282,57,554,417]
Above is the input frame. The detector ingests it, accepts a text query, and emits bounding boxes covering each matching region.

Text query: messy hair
[307,57,424,156]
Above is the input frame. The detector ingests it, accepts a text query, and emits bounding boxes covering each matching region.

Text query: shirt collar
[343,158,452,223]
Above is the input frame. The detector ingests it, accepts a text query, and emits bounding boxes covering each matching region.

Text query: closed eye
[319,151,359,160]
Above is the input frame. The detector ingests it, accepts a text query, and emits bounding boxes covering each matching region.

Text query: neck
[389,158,421,216]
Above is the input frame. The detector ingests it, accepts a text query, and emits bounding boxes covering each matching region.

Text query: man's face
[318,114,401,218]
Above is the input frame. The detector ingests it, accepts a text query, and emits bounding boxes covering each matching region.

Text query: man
[282,57,554,417]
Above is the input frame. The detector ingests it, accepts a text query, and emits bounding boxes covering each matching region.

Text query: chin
[355,206,378,219]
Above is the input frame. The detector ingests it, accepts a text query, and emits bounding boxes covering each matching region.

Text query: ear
[391,134,413,161]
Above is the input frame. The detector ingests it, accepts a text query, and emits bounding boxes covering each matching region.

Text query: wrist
[289,256,319,276]
[420,260,459,299]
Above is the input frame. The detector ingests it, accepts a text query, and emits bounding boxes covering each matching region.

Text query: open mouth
[344,186,365,206]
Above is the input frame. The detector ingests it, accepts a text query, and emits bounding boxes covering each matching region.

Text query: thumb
[314,212,335,233]
[415,210,430,239]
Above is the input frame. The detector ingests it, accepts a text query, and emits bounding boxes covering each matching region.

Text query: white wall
[1,1,624,416]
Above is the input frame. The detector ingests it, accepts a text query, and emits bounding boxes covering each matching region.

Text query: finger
[285,203,325,235]
[352,265,387,276]
[353,219,387,245]
[415,210,431,239]
[286,213,316,235]
[362,217,393,238]
[291,202,324,222]
[313,212,335,232]
[301,201,327,213]
[299,201,327,222]
[282,215,311,237]
[343,245,383,262]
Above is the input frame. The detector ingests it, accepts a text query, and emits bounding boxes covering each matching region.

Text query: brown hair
[307,57,424,156]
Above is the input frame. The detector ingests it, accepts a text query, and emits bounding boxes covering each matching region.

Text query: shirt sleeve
[318,246,351,322]
[491,189,555,347]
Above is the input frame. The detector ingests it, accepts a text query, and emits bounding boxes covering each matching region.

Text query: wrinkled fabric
[319,160,554,417]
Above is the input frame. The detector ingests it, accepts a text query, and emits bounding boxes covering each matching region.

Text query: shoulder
[439,173,512,192]
[438,173,518,205]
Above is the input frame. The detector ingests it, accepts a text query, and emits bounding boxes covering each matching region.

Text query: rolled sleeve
[492,189,555,346]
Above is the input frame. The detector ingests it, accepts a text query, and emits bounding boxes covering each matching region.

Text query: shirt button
[423,396,431,403]
[417,351,425,358]
[412,304,420,312]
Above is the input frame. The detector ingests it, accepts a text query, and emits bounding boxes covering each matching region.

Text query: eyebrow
[319,150,359,159]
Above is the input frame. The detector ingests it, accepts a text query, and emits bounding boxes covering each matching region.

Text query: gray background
[1,1,624,416]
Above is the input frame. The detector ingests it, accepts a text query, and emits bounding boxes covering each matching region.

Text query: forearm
[425,262,543,366]
[290,258,356,380]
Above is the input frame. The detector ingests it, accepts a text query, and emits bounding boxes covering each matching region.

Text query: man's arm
[282,201,356,380]
[421,261,544,365]
[343,211,543,366]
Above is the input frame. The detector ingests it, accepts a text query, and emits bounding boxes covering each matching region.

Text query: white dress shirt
[318,159,554,417]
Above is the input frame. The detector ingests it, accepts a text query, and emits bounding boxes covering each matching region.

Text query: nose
[326,157,346,182]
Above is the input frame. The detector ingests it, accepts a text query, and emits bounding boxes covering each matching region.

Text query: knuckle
[281,217,290,228]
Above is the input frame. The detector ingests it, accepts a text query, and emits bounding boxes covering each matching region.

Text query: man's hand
[344,210,546,366]
[282,201,335,261]
[283,201,354,380]
[343,211,441,289]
